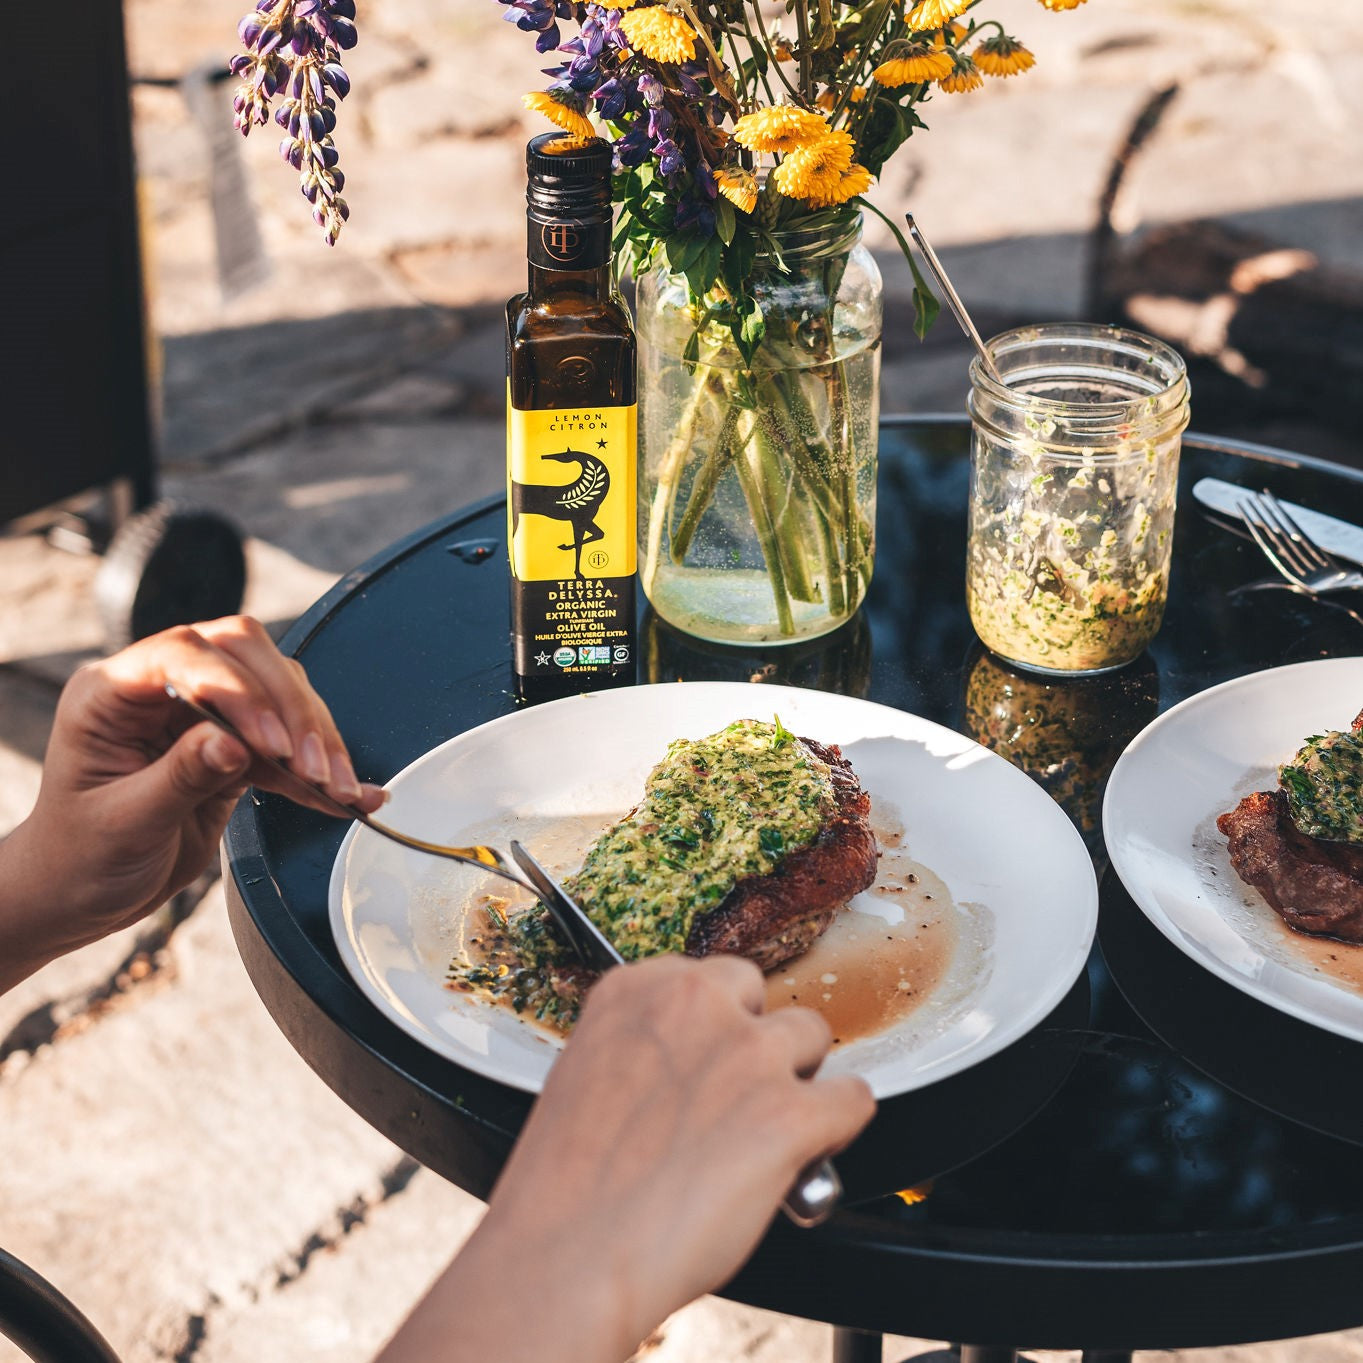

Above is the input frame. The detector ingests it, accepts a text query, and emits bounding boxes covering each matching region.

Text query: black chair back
[0,1248,122,1363]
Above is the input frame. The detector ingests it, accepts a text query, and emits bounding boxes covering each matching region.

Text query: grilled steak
[450,720,878,1025]
[686,737,878,969]
[1218,789,1363,940]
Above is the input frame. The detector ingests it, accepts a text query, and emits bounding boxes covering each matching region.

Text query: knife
[1194,478,1363,569]
[507,840,845,1230]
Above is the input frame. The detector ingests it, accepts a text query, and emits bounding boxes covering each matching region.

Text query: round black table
[224,417,1363,1359]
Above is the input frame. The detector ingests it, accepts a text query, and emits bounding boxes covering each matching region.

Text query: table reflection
[641,607,873,697]
[961,647,1160,858]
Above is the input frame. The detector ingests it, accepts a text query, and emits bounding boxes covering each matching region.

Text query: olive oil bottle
[506,133,637,704]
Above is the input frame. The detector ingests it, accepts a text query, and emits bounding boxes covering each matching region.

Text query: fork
[165,684,537,894]
[1238,490,1363,594]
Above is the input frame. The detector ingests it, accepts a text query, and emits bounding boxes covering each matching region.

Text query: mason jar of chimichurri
[966,324,1190,676]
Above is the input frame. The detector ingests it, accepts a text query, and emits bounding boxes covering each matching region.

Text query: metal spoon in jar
[903,213,1006,387]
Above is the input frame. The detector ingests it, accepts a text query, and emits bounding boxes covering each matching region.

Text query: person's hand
[375,955,876,1363]
[1,616,384,984]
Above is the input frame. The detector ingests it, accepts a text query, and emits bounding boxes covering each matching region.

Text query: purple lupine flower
[655,138,684,177]
[675,195,716,235]
[233,0,353,243]
[647,105,672,140]
[695,158,718,201]
[565,55,601,90]
[677,61,706,98]
[614,125,652,169]
[580,16,605,57]
[593,77,628,121]
[322,62,350,97]
[637,73,664,107]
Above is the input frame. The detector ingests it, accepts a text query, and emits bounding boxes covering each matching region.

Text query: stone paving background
[2,1,1362,1359]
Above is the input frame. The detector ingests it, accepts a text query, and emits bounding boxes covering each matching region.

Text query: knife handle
[781,1156,841,1228]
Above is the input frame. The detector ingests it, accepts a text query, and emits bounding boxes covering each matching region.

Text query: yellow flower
[714,166,759,214]
[932,21,969,46]
[771,128,855,198]
[1038,0,1088,8]
[522,90,595,140]
[772,36,796,61]
[975,34,1036,77]
[619,6,698,63]
[817,84,869,110]
[593,0,639,6]
[905,0,972,33]
[938,53,983,93]
[873,47,955,86]
[732,105,831,154]
[801,162,875,208]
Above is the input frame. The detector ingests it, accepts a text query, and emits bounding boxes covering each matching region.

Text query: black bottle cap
[526,132,613,188]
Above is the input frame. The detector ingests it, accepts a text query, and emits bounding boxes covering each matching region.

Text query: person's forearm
[372,1209,635,1363]
[0,819,75,994]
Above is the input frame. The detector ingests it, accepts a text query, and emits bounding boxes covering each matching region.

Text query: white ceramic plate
[330,682,1098,1096]
[1104,657,1363,1043]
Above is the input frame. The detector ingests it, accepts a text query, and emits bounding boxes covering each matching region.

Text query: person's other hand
[3,616,384,978]
[380,955,876,1363]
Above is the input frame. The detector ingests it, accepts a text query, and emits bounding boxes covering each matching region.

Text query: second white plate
[1104,656,1363,1043]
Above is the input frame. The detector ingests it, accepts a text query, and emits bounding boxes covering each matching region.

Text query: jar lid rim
[969,323,1189,417]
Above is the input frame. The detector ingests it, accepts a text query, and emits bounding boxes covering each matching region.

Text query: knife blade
[509,840,624,974]
[506,839,844,1229]
[1194,478,1363,569]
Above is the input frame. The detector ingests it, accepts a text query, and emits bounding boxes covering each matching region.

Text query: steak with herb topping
[1218,789,1363,941]
[1219,707,1363,940]
[685,736,878,968]
[450,721,880,1026]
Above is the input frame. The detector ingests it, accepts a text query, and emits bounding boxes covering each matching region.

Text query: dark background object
[94,502,249,650]
[2,0,155,526]
[3,0,246,647]
[0,1249,122,1363]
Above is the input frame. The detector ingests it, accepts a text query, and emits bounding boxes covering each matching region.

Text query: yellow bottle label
[507,396,637,582]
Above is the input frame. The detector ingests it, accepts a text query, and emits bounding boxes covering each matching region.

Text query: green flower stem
[756,369,859,617]
[748,1,803,104]
[754,374,841,529]
[669,397,749,565]
[827,357,863,608]
[754,417,821,604]
[734,418,797,636]
[643,367,725,591]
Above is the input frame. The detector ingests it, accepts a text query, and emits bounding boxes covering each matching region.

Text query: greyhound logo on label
[511,448,610,580]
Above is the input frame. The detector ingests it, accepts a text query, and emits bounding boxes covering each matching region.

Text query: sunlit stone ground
[2,2,1362,1358]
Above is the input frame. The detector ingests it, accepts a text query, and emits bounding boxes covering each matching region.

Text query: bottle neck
[527,261,613,299]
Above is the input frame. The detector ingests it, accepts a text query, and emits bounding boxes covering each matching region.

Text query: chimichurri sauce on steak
[448,718,878,1026]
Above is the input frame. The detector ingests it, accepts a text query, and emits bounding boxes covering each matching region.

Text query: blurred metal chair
[0,1249,122,1363]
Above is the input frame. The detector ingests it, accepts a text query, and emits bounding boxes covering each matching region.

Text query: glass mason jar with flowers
[637,206,882,643]
[229,0,1090,639]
